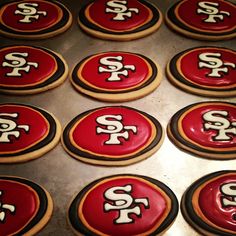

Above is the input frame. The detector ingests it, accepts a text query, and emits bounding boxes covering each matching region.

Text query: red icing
[0,104,49,154]
[198,174,236,231]
[88,0,150,31]
[80,52,150,90]
[1,0,61,32]
[180,48,236,87]
[72,107,153,156]
[181,103,236,148]
[0,46,56,87]
[0,179,39,235]
[177,0,236,32]
[81,177,167,235]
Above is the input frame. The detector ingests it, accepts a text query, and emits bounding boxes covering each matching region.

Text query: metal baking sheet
[0,0,235,235]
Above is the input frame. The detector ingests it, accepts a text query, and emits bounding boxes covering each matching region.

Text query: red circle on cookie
[87,0,151,31]
[181,103,236,149]
[80,176,168,235]
[198,174,236,231]
[0,46,56,87]
[0,104,49,154]
[0,0,62,32]
[71,106,153,156]
[176,0,236,32]
[0,179,39,235]
[180,47,236,87]
[79,52,151,90]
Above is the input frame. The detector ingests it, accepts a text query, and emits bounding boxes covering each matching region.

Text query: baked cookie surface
[0,0,72,39]
[0,45,68,95]
[167,46,236,97]
[182,170,236,236]
[62,106,164,166]
[71,51,161,102]
[167,101,236,160]
[165,0,236,40]
[68,174,178,236]
[78,0,162,41]
[0,175,53,235]
[0,103,61,163]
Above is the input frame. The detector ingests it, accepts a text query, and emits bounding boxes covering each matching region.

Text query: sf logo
[0,191,16,223]
[203,110,236,141]
[15,3,47,23]
[2,52,38,77]
[198,52,235,78]
[104,185,149,224]
[105,0,139,21]
[197,1,230,23]
[96,114,137,145]
[99,56,135,82]
[0,113,29,143]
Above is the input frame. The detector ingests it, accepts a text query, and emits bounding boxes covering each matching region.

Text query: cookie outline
[0,45,68,95]
[71,51,162,102]
[181,170,236,236]
[0,103,61,163]
[68,174,179,236]
[62,106,164,166]
[166,46,236,97]
[167,101,236,160]
[78,0,163,41]
[0,175,53,235]
[0,0,72,39]
[165,0,236,41]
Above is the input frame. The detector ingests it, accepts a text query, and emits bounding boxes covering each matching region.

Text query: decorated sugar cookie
[68,174,178,236]
[78,0,163,41]
[0,0,72,39]
[0,45,68,95]
[71,51,161,102]
[0,176,53,235]
[0,103,61,163]
[167,101,236,160]
[165,0,236,41]
[166,47,236,97]
[62,106,164,166]
[182,170,236,235]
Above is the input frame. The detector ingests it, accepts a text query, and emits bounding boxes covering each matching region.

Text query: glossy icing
[69,175,178,235]
[177,0,236,32]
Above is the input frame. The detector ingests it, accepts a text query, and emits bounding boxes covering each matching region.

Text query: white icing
[0,191,16,222]
[221,183,236,207]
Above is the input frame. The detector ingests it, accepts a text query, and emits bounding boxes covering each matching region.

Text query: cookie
[0,175,53,235]
[62,106,164,166]
[165,0,236,41]
[0,45,68,95]
[0,0,72,39]
[78,0,163,41]
[167,101,236,160]
[68,174,178,236]
[181,170,236,236]
[166,46,236,97]
[71,51,161,102]
[0,103,61,163]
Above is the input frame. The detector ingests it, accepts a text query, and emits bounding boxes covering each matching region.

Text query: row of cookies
[1,170,235,235]
[1,45,235,98]
[0,0,235,41]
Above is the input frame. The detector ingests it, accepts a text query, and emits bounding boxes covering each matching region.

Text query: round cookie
[71,51,161,102]
[165,0,236,41]
[166,47,236,97]
[0,103,61,163]
[0,0,72,39]
[167,101,236,160]
[0,45,68,95]
[68,174,179,236]
[62,106,164,166]
[78,0,163,41]
[181,170,236,236]
[0,175,53,235]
